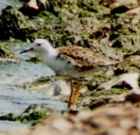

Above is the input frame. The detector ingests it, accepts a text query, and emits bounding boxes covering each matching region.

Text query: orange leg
[68,80,80,111]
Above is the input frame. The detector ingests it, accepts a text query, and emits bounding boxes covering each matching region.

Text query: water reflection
[0,0,21,14]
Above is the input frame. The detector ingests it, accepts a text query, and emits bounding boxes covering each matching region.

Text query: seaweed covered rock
[20,0,47,16]
[30,0,111,47]
[110,0,138,14]
[25,0,140,59]
[1,0,140,58]
[0,6,37,40]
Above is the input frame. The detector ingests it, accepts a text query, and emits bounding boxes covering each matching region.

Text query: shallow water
[0,61,55,85]
[0,0,68,130]
[0,60,67,126]
[0,41,67,130]
[0,0,21,14]
[0,85,67,115]
[0,121,28,131]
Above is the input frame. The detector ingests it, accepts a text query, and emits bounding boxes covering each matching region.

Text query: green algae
[0,6,36,40]
[0,105,48,125]
[0,0,140,125]
[90,88,129,98]
[16,105,48,125]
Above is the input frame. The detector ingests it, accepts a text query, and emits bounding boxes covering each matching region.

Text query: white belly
[46,58,74,74]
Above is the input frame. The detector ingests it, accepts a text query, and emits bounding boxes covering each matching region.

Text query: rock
[0,6,36,40]
[110,0,138,13]
[28,104,140,135]
[20,0,46,16]
[99,73,140,91]
[125,93,140,103]
[0,126,29,135]
[29,77,71,101]
[126,7,140,15]
[1,104,140,135]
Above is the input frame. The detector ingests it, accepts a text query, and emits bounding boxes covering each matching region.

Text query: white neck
[46,46,58,58]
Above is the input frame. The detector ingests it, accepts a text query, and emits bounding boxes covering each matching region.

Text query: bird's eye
[36,43,41,46]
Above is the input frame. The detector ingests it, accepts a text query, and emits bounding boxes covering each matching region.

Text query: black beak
[20,47,34,54]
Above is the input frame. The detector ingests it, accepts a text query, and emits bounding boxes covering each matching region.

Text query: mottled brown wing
[57,46,107,69]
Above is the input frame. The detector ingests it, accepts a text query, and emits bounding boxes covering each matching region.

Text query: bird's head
[20,39,58,58]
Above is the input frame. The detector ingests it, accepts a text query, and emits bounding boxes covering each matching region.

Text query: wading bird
[20,39,114,111]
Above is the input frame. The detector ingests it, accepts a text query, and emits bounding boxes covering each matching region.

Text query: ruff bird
[20,39,115,110]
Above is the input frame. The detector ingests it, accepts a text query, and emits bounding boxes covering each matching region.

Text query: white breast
[45,57,74,74]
